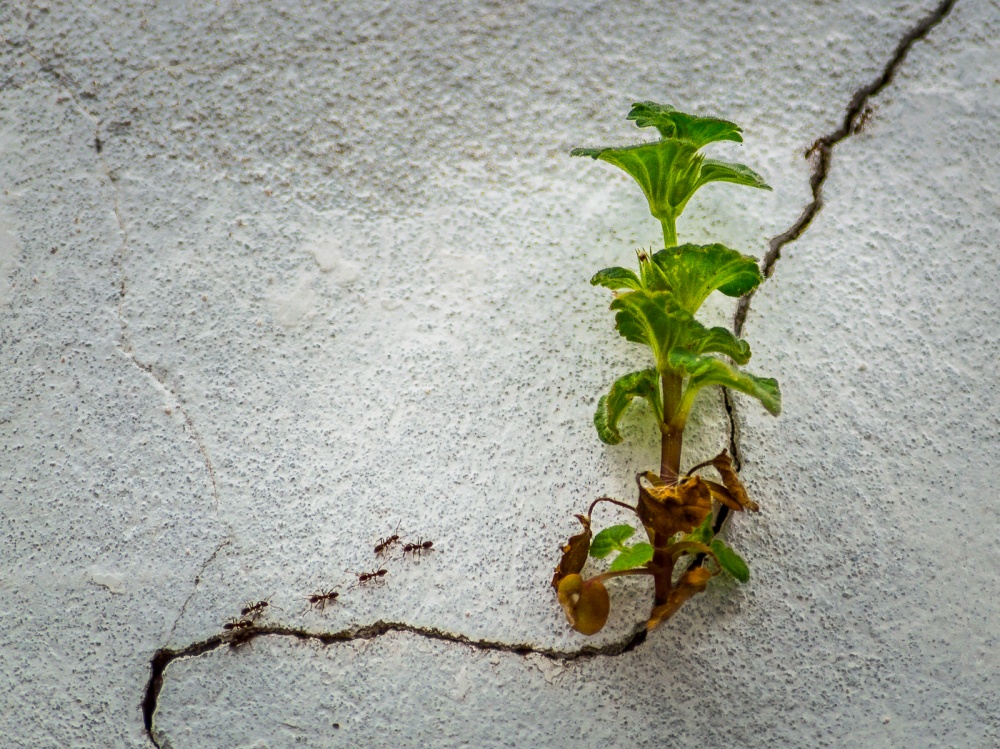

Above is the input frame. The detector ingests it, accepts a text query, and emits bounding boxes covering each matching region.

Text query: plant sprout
[552,102,780,635]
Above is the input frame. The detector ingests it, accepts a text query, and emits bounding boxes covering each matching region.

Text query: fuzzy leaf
[670,349,781,417]
[648,244,763,313]
[608,290,702,373]
[697,158,772,191]
[609,542,654,572]
[590,524,635,559]
[571,139,704,225]
[591,266,642,291]
[710,539,751,583]
[626,102,743,148]
[594,368,661,445]
[694,326,752,364]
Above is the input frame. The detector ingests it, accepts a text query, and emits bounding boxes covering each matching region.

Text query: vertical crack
[719,0,957,529]
[1,35,222,511]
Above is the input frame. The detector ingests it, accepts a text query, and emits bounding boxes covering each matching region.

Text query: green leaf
[710,539,750,583]
[684,512,715,546]
[626,102,743,148]
[648,244,763,313]
[594,368,662,445]
[571,139,703,227]
[590,524,636,559]
[693,327,752,365]
[591,266,642,291]
[670,349,781,420]
[698,158,772,192]
[609,542,654,572]
[608,290,699,372]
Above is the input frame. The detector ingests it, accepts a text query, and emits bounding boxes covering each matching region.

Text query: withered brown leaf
[646,566,714,631]
[636,472,713,547]
[709,450,759,512]
[551,514,592,589]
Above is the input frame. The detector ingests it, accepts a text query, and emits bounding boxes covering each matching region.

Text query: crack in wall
[164,538,231,643]
[141,620,649,748]
[2,33,222,510]
[70,0,951,742]
[717,0,957,535]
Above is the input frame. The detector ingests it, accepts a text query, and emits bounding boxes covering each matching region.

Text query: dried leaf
[557,574,610,636]
[710,450,759,512]
[551,515,592,588]
[646,566,714,631]
[636,472,713,546]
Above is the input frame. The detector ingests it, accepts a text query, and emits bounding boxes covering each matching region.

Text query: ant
[240,595,279,619]
[306,588,340,610]
[374,521,402,557]
[852,104,877,135]
[402,539,434,555]
[223,617,255,631]
[355,564,388,586]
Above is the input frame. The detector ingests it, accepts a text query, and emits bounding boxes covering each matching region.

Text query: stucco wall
[1,1,997,746]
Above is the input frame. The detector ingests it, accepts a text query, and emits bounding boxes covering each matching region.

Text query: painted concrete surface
[1,0,996,746]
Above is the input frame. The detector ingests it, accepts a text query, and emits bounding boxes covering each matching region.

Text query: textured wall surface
[1,1,997,747]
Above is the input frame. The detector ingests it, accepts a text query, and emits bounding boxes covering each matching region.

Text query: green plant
[552,102,780,635]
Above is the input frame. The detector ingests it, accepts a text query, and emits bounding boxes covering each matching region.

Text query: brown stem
[590,568,656,585]
[649,549,675,606]
[587,496,638,519]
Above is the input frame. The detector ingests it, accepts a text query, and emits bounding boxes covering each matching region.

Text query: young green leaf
[609,542,654,572]
[698,159,771,192]
[692,326,752,365]
[648,244,764,313]
[684,512,715,546]
[626,102,744,148]
[608,290,700,373]
[594,368,662,444]
[571,139,703,246]
[590,524,636,559]
[710,539,751,583]
[669,349,781,421]
[591,266,642,291]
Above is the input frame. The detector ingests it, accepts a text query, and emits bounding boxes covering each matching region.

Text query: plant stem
[661,216,677,248]
[587,496,638,518]
[659,373,683,485]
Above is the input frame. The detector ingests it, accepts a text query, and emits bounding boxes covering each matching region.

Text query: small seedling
[553,102,781,635]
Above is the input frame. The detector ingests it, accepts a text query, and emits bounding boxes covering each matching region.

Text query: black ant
[306,588,340,610]
[402,539,434,555]
[223,617,255,631]
[355,564,388,585]
[240,595,279,619]
[374,522,402,557]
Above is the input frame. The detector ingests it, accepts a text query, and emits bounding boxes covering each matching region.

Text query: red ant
[374,522,402,557]
[223,617,255,631]
[306,588,340,610]
[240,595,279,619]
[355,564,388,585]
[402,539,434,555]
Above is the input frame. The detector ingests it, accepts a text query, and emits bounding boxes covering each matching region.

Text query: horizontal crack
[142,620,647,746]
